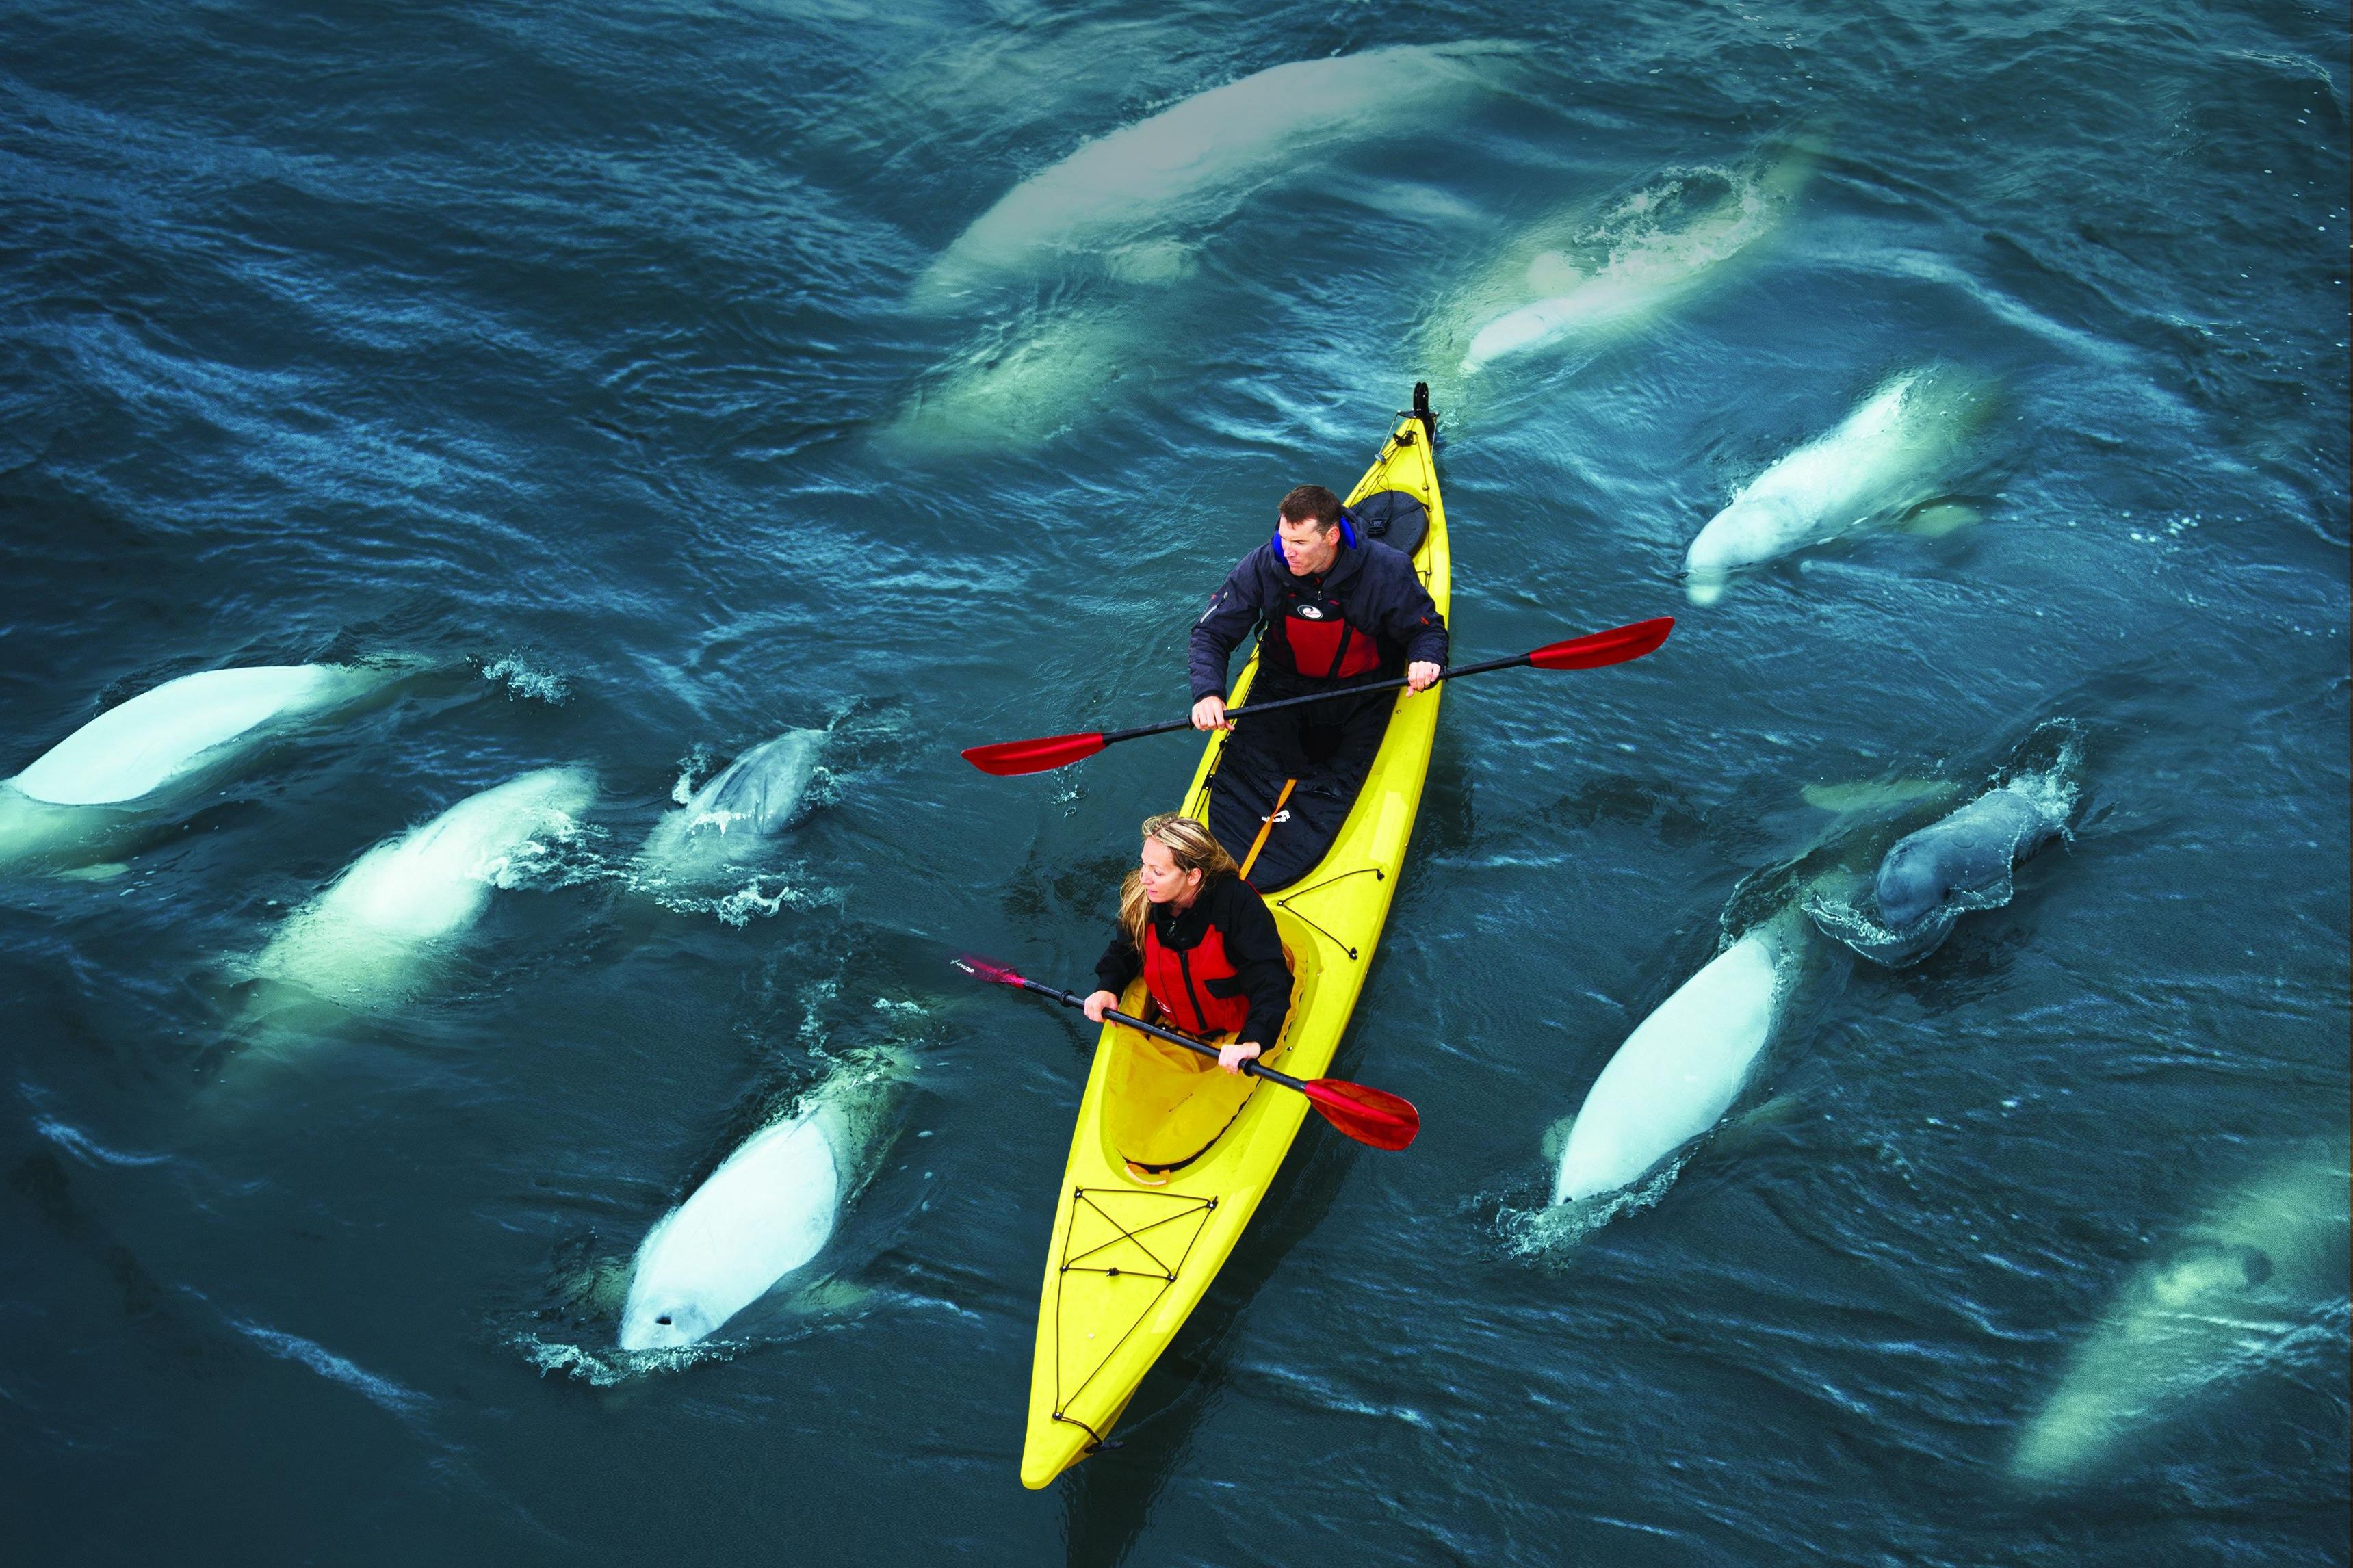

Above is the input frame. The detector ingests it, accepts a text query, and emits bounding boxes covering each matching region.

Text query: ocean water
[1,2,2346,1563]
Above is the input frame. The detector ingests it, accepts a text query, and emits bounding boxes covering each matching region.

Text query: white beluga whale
[619,1049,908,1352]
[909,42,1520,309]
[640,729,824,884]
[1429,138,1817,382]
[0,662,411,872]
[2010,1140,2351,1487]
[1682,365,1997,605]
[250,766,595,1013]
[1553,914,1802,1204]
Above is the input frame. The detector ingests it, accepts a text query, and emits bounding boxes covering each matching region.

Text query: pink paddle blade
[1527,616,1674,671]
[961,731,1108,776]
[1299,1078,1420,1151]
[950,954,1026,987]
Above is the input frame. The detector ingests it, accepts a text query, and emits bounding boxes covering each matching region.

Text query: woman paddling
[1083,813,1296,1184]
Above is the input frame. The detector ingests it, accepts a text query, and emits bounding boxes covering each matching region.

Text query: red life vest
[1140,917,1251,1036]
[1275,577,1383,680]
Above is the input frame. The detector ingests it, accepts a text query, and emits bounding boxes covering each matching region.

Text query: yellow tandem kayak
[1019,391,1451,1488]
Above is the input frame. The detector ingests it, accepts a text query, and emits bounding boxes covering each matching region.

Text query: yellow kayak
[1019,390,1451,1488]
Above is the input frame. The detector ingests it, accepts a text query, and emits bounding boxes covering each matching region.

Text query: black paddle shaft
[1100,650,1533,748]
[1007,974,1308,1090]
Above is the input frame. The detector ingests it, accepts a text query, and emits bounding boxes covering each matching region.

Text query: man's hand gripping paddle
[951,956,1420,1152]
[961,616,1674,776]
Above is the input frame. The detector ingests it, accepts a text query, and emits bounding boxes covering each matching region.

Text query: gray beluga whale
[1427,139,1817,382]
[2011,1140,2351,1487]
[640,729,824,883]
[249,766,595,1012]
[1682,365,1997,605]
[1552,913,1804,1204]
[909,42,1520,309]
[0,663,408,872]
[619,1049,908,1352]
[1806,734,2079,967]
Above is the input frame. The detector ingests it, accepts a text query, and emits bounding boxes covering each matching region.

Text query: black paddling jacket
[1189,534,1448,701]
[1095,874,1292,1049]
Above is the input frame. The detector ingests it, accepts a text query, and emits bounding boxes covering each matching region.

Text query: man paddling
[1188,484,1448,887]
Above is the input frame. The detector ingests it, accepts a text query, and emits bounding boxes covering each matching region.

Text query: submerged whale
[619,1051,907,1351]
[2011,1140,2351,1487]
[640,729,823,883]
[1553,916,1800,1203]
[1429,140,1816,381]
[0,663,406,872]
[910,42,1518,308]
[1683,366,1997,605]
[880,300,1150,453]
[250,766,595,1012]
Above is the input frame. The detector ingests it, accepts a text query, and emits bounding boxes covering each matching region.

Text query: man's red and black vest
[1273,573,1384,681]
[1140,917,1251,1037]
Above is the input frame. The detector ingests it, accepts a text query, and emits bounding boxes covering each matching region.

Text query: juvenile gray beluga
[0,662,411,873]
[1682,365,1997,605]
[639,729,824,884]
[909,42,1520,309]
[1807,768,2075,967]
[1553,913,1804,1204]
[619,1048,909,1352]
[2010,1140,2351,1487]
[249,766,595,1015]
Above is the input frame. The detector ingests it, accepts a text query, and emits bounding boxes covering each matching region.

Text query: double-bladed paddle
[951,955,1420,1151]
[961,616,1674,776]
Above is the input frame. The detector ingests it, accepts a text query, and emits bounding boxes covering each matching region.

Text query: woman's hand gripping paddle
[951,956,1420,1151]
[961,616,1674,776]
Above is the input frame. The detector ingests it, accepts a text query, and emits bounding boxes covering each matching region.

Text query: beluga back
[639,729,824,886]
[909,42,1521,310]
[1427,133,1818,385]
[0,662,413,873]
[248,766,596,1016]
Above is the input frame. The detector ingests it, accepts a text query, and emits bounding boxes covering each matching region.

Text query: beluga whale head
[1683,492,1806,605]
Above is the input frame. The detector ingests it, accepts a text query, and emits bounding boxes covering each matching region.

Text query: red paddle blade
[950,954,1026,988]
[1299,1077,1420,1151]
[1527,616,1674,672]
[961,731,1108,776]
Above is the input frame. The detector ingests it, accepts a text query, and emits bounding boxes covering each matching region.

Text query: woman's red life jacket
[1140,917,1252,1036]
[1275,579,1383,681]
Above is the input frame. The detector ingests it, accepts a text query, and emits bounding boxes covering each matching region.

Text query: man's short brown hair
[1278,484,1344,531]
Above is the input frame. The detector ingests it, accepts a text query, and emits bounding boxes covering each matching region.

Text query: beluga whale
[639,729,825,886]
[2010,1139,2351,1487]
[0,662,412,874]
[1805,721,2082,965]
[1552,911,1805,1205]
[619,1048,909,1352]
[1427,135,1818,384]
[879,296,1157,454]
[247,766,595,1015]
[909,42,1521,310]
[1682,365,1997,605]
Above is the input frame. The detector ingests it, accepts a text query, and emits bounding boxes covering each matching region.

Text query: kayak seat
[1105,957,1300,1177]
[1347,489,1427,559]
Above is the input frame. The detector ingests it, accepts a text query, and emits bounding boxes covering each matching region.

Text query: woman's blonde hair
[1118,813,1238,948]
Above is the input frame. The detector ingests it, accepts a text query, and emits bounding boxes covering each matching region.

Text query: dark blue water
[3,3,2347,1563]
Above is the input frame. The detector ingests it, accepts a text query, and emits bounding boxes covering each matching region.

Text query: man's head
[1275,484,1349,577]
